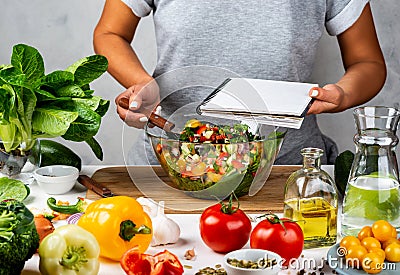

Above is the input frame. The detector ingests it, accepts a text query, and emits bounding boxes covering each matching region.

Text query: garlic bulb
[150,201,181,246]
[136,197,158,217]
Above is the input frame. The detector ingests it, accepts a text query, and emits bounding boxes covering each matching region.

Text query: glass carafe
[341,106,400,237]
[284,147,338,249]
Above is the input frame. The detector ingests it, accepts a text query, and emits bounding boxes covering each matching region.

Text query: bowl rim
[145,125,287,143]
[34,165,79,180]
[223,248,283,272]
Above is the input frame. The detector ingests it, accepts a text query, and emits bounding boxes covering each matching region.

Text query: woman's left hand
[307,84,346,114]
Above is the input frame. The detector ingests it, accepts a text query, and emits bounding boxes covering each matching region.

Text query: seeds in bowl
[227,257,278,269]
[195,264,227,275]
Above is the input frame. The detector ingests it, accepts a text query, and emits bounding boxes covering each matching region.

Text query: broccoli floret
[0,200,40,275]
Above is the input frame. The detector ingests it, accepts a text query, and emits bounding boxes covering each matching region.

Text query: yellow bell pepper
[38,224,100,275]
[77,196,152,261]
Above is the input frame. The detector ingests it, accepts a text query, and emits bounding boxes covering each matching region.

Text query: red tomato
[120,248,183,275]
[250,216,304,266]
[200,202,252,253]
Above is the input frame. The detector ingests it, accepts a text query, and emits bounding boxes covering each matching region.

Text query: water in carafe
[341,106,400,237]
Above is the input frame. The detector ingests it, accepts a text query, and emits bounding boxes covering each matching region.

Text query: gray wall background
[1,1,399,165]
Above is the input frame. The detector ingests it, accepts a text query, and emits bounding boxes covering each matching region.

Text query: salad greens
[179,118,260,143]
[0,44,109,160]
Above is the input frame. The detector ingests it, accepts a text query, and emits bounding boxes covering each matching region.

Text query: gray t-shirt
[122,0,369,165]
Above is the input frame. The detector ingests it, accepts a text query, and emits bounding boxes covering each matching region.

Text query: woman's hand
[307,84,346,114]
[116,79,160,128]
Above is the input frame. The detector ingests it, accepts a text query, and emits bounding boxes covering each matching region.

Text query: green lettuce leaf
[62,104,101,142]
[0,66,26,87]
[55,84,86,98]
[32,108,79,137]
[85,137,103,161]
[11,44,45,82]
[66,55,108,87]
[38,70,74,91]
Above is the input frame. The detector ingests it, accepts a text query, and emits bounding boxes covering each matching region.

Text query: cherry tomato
[385,242,400,262]
[392,226,397,238]
[250,215,304,266]
[361,237,381,251]
[362,252,384,274]
[199,199,251,253]
[382,237,400,250]
[358,226,374,241]
[372,220,394,242]
[368,248,386,260]
[340,236,361,251]
[346,245,368,269]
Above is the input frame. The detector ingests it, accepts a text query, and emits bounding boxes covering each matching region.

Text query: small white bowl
[34,165,79,194]
[223,249,282,275]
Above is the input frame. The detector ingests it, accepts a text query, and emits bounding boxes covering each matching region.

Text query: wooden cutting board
[86,165,300,214]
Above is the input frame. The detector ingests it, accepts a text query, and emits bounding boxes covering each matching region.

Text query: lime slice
[0,177,29,201]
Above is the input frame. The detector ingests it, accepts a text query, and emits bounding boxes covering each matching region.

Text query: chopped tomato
[181,171,194,177]
[156,144,163,154]
[205,167,215,173]
[196,125,208,135]
[219,166,226,174]
[218,152,229,159]
[231,160,245,169]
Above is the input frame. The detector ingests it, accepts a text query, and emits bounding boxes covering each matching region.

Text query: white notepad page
[200,78,317,117]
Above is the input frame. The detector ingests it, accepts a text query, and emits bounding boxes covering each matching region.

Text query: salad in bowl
[147,119,285,199]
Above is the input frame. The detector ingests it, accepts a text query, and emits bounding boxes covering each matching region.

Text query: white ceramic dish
[223,248,282,275]
[34,165,79,194]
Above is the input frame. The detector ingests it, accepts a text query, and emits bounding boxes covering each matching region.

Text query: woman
[93,0,386,164]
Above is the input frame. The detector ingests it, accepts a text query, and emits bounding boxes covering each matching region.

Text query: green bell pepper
[38,224,100,275]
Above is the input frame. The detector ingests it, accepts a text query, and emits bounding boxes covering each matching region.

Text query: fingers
[307,85,345,114]
[154,105,162,116]
[128,87,143,111]
[309,85,342,104]
[116,102,147,128]
[115,80,161,128]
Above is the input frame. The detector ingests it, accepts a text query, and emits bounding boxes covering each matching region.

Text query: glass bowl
[146,121,285,200]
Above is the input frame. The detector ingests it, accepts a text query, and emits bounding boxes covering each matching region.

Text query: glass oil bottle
[284,148,338,248]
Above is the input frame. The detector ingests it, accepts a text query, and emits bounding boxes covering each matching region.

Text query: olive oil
[284,197,337,248]
[283,148,338,248]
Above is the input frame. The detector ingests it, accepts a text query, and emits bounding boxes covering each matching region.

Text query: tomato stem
[220,192,240,214]
[256,213,290,233]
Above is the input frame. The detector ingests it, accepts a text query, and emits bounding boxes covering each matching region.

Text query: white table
[22,165,337,275]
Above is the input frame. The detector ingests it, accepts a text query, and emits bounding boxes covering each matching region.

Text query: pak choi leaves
[0,44,109,160]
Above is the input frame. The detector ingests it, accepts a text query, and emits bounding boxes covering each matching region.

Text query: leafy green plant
[0,44,109,160]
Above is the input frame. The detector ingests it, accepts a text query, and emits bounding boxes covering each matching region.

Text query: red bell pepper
[153,250,184,275]
[121,248,184,275]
